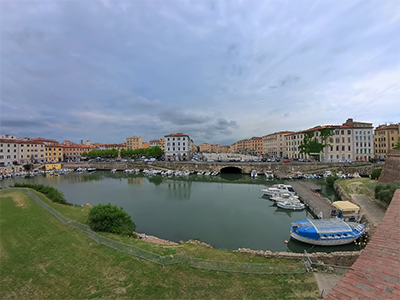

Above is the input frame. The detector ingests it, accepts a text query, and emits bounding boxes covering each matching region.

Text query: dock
[290,181,335,219]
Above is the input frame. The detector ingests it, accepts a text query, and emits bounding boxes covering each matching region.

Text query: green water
[1,171,359,253]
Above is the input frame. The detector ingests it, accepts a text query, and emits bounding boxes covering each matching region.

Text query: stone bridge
[62,161,377,177]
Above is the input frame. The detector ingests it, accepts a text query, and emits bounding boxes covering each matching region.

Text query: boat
[270,192,300,203]
[265,171,274,180]
[290,218,366,246]
[260,184,296,197]
[250,170,258,178]
[277,200,305,210]
[110,169,117,173]
[87,168,96,172]
[331,201,360,222]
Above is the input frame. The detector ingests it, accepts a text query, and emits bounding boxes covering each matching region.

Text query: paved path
[351,194,387,227]
[314,273,345,298]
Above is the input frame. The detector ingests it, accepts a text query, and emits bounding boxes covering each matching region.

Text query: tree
[88,203,136,236]
[394,137,400,149]
[370,168,382,180]
[299,130,331,161]
[325,174,340,187]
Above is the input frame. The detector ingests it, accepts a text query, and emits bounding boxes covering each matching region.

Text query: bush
[88,203,136,236]
[13,183,69,205]
[370,168,382,180]
[375,182,400,205]
[326,174,340,187]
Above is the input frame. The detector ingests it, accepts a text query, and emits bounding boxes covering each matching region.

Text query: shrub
[370,168,382,180]
[374,182,400,205]
[88,203,136,236]
[13,183,69,205]
[325,174,340,187]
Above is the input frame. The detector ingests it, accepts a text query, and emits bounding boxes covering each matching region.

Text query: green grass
[0,189,319,299]
[338,178,377,198]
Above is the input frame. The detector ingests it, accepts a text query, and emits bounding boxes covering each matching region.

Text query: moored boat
[277,200,305,210]
[290,218,366,246]
[261,184,296,197]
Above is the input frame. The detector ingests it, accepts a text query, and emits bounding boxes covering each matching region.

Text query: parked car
[283,159,290,163]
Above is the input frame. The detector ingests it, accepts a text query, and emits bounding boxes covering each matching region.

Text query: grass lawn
[337,178,377,198]
[0,189,319,299]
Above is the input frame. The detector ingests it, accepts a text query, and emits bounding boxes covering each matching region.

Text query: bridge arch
[220,166,243,174]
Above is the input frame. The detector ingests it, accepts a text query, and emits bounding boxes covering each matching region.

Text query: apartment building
[126,136,143,150]
[218,145,230,153]
[61,141,97,161]
[285,119,374,162]
[149,139,165,151]
[164,133,192,161]
[199,143,219,153]
[232,137,262,155]
[0,138,21,166]
[0,138,45,166]
[374,123,400,159]
[30,138,62,163]
[262,131,293,157]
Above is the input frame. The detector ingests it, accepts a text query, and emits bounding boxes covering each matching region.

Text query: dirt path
[351,194,386,227]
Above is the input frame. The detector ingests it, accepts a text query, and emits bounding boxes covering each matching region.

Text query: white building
[284,118,374,162]
[164,133,192,161]
[0,138,45,167]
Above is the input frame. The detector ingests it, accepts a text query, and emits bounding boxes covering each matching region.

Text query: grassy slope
[0,189,319,299]
[337,178,376,198]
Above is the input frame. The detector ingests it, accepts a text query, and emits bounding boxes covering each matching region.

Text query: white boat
[197,171,204,175]
[265,171,274,180]
[250,170,258,178]
[211,171,218,176]
[204,171,211,176]
[277,200,305,210]
[260,184,296,197]
[110,169,117,173]
[270,192,300,203]
[290,218,366,246]
[87,168,96,172]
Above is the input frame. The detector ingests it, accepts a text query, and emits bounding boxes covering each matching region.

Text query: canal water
[1,171,360,253]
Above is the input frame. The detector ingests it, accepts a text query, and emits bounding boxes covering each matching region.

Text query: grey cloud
[158,108,211,126]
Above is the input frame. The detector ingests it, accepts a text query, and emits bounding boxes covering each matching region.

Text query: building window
[347,130,351,135]
[348,146,351,151]
[342,146,345,151]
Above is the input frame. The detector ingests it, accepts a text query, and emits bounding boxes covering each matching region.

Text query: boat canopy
[332,201,360,212]
[292,219,353,237]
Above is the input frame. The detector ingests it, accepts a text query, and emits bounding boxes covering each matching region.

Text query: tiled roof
[164,133,189,137]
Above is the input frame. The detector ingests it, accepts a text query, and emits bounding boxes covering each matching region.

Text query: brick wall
[325,189,400,300]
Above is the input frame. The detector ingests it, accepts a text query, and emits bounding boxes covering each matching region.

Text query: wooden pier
[289,181,335,219]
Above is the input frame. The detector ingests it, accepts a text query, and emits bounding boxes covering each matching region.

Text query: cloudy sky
[1,0,399,145]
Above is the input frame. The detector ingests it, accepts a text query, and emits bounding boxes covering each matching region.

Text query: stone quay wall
[62,161,377,177]
[378,149,400,183]
[237,248,361,267]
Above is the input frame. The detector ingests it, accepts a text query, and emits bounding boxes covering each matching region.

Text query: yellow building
[45,144,64,162]
[149,139,165,151]
[126,136,143,150]
[374,123,400,159]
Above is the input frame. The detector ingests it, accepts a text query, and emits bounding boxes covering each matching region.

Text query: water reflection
[167,181,192,200]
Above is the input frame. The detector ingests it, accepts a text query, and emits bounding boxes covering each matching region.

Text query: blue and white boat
[290,218,366,246]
